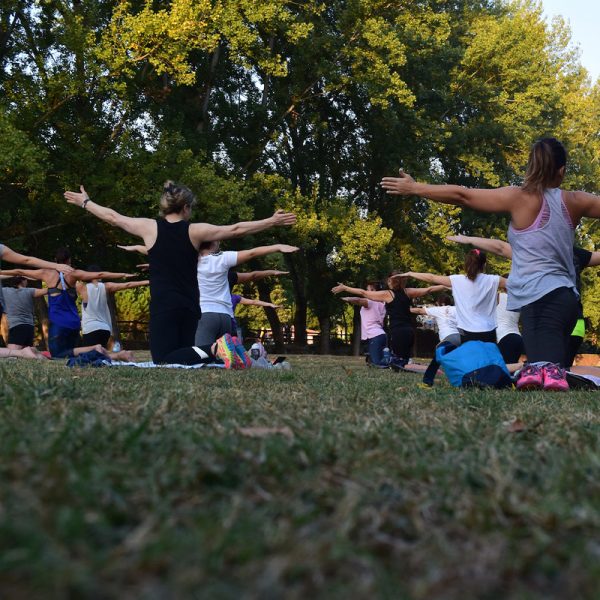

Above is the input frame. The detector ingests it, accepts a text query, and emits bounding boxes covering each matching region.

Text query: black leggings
[389,325,414,361]
[519,287,579,367]
[82,329,111,347]
[150,308,214,365]
[459,329,497,344]
[498,333,524,364]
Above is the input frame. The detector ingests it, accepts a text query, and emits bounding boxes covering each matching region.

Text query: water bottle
[112,340,121,352]
[382,347,390,365]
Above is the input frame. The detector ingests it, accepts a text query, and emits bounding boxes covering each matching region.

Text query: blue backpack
[436,341,512,389]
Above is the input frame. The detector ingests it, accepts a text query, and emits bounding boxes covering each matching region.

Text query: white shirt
[450,273,500,332]
[496,292,521,341]
[82,282,112,334]
[197,251,238,316]
[425,305,458,342]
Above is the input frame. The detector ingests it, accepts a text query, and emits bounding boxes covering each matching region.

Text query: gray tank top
[81,282,112,334]
[507,188,577,310]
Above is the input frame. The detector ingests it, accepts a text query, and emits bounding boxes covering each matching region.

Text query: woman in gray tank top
[381,138,600,391]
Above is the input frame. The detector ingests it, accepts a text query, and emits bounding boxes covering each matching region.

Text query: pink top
[360,300,386,340]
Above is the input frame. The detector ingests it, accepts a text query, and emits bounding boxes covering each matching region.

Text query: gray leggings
[195,312,234,346]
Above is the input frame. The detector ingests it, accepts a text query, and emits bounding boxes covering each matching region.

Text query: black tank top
[148,219,200,316]
[386,289,412,328]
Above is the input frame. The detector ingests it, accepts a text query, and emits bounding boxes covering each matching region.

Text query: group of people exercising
[1,137,599,388]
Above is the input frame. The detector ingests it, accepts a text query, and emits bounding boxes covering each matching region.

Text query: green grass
[1,355,600,599]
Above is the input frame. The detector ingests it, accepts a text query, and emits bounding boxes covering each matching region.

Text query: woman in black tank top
[332,270,448,370]
[64,181,296,366]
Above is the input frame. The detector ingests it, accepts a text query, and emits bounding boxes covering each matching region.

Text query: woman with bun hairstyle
[399,250,506,345]
[64,181,295,366]
[332,274,447,370]
[382,137,600,390]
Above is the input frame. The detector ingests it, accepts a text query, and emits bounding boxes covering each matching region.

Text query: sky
[541,0,600,81]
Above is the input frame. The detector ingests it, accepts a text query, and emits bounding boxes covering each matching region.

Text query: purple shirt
[360,300,386,340]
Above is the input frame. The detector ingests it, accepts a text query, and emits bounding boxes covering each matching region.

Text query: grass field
[1,354,600,599]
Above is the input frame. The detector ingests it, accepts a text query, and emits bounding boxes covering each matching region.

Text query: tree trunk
[318,315,331,355]
[34,296,49,350]
[286,255,307,346]
[106,293,121,349]
[351,305,361,356]
[198,43,221,133]
[255,278,284,352]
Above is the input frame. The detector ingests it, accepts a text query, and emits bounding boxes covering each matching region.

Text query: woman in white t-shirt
[411,294,459,387]
[195,241,298,347]
[399,250,506,344]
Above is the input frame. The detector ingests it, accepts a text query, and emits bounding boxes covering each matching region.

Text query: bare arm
[70,269,135,282]
[498,277,507,290]
[399,272,452,287]
[236,270,289,283]
[332,283,393,303]
[1,246,72,273]
[0,268,47,281]
[405,284,449,299]
[410,307,427,315]
[381,170,520,213]
[236,244,299,266]
[239,297,280,309]
[189,210,297,245]
[341,296,369,308]
[64,186,156,244]
[33,288,49,298]
[569,190,600,221]
[447,234,512,259]
[117,244,149,255]
[104,280,150,293]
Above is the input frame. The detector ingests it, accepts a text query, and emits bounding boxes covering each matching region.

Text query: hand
[124,273,136,279]
[55,263,74,274]
[136,263,150,271]
[446,235,468,244]
[271,210,297,226]
[64,185,89,206]
[380,169,417,196]
[268,303,281,309]
[277,244,299,253]
[271,270,289,276]
[391,272,411,278]
[331,283,348,294]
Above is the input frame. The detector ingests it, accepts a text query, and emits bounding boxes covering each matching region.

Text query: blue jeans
[367,333,387,366]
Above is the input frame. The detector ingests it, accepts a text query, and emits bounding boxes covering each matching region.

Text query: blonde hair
[522,138,566,194]
[159,180,196,217]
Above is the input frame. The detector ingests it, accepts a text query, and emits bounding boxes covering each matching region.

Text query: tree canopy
[1,0,599,345]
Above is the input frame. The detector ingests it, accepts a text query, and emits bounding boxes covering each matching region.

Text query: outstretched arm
[64,186,155,244]
[341,296,369,308]
[33,288,49,298]
[398,272,452,287]
[405,284,449,299]
[117,244,149,255]
[71,269,135,282]
[236,270,289,283]
[410,307,427,315]
[236,244,299,266]
[189,210,296,244]
[1,246,72,273]
[104,280,150,293]
[332,283,392,303]
[239,297,280,309]
[447,234,512,259]
[381,169,520,213]
[0,268,47,281]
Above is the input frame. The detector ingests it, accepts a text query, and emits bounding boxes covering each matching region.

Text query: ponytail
[522,137,566,194]
[465,248,486,281]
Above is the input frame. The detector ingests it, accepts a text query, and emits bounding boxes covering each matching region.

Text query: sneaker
[543,363,569,391]
[231,336,251,369]
[214,334,236,369]
[516,364,543,390]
